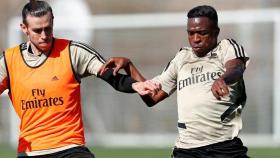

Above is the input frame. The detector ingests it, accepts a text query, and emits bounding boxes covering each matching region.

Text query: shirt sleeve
[0,54,8,94]
[152,55,178,95]
[223,39,250,67]
[70,41,106,79]
[69,41,136,93]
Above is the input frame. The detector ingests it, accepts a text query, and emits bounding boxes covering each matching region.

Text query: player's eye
[188,31,195,36]
[199,31,209,36]
[44,27,53,34]
[33,29,43,34]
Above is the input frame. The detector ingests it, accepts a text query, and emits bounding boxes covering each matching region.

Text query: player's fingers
[219,87,227,96]
[99,59,115,75]
[135,86,151,96]
[216,79,229,96]
[132,82,149,95]
[139,90,152,96]
[221,86,229,96]
[133,81,159,96]
[105,59,116,68]
[147,80,161,90]
[113,66,121,76]
[217,82,229,97]
[145,80,160,94]
[211,88,221,100]
[132,82,140,92]
[98,66,108,76]
[148,80,162,90]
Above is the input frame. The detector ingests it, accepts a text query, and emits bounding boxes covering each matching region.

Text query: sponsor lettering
[178,66,222,90]
[21,89,64,110]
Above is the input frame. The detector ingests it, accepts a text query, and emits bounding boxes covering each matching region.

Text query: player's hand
[99,57,131,76]
[132,80,161,96]
[211,78,229,100]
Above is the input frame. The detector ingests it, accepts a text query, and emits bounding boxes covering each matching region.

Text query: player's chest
[177,60,224,89]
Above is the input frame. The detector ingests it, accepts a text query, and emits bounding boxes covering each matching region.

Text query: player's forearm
[140,95,157,107]
[221,68,243,84]
[131,80,167,106]
[221,59,245,84]
[0,77,9,95]
[140,90,168,107]
[98,68,135,93]
[124,62,146,82]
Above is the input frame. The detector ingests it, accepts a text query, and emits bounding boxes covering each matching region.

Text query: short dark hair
[187,5,218,28]
[22,0,54,24]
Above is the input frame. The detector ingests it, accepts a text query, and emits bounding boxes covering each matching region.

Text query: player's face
[187,17,219,57]
[20,12,53,53]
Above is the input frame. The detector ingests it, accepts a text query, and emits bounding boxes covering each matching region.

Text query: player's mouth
[192,47,202,51]
[39,39,51,44]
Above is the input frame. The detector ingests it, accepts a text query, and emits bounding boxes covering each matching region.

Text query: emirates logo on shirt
[178,66,223,91]
[20,89,64,110]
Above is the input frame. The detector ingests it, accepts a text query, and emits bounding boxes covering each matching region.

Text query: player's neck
[28,42,51,56]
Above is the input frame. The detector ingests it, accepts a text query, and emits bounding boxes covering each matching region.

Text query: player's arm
[132,80,168,107]
[98,57,160,94]
[99,57,170,106]
[99,54,178,106]
[98,57,167,102]
[222,58,246,83]
[0,55,8,95]
[0,77,8,95]
[99,57,145,82]
[70,42,157,93]
[133,56,178,107]
[212,39,250,100]
[97,68,136,93]
[98,65,161,94]
[212,58,245,100]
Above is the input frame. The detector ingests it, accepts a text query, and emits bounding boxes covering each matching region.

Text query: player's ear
[215,27,220,36]
[20,23,29,35]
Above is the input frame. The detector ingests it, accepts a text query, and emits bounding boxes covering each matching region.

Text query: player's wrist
[126,59,133,67]
[124,59,133,71]
[219,76,230,85]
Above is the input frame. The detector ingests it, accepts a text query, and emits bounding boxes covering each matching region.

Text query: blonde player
[0,0,159,157]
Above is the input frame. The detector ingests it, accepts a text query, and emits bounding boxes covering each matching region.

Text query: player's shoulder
[169,47,192,65]
[178,46,192,53]
[69,40,106,63]
[176,47,192,57]
[69,40,89,49]
[218,38,244,50]
[69,40,99,55]
[216,39,249,61]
